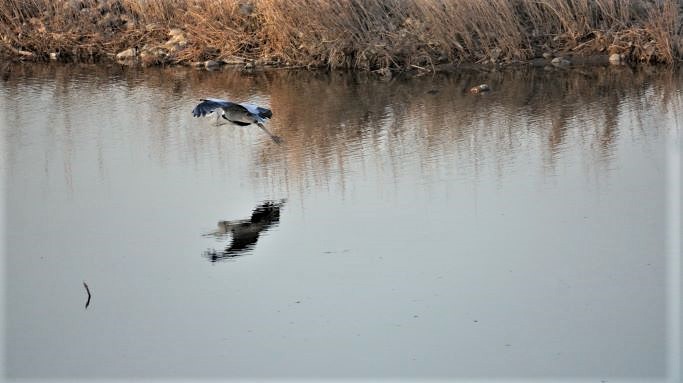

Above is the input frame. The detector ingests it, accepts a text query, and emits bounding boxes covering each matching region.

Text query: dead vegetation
[1,0,681,70]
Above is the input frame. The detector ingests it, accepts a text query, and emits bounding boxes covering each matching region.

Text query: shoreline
[2,50,675,78]
[2,0,681,74]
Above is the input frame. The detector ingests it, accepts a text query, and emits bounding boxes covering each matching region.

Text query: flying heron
[192,98,282,144]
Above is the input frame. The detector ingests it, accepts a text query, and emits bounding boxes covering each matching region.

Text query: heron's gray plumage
[192,98,281,143]
[191,98,232,117]
[192,98,272,121]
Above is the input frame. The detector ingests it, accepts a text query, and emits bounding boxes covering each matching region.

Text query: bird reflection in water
[203,200,285,262]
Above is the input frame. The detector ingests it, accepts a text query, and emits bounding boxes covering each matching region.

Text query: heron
[192,98,282,144]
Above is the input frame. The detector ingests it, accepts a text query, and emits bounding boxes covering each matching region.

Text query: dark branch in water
[83,281,91,309]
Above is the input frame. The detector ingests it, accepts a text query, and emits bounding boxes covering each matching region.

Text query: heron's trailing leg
[257,123,283,144]
[214,111,229,126]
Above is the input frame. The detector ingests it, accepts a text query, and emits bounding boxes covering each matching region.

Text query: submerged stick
[83,281,91,309]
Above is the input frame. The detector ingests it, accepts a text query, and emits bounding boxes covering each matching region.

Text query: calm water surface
[1,63,681,381]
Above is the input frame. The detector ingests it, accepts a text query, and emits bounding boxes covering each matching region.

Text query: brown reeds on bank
[1,0,682,70]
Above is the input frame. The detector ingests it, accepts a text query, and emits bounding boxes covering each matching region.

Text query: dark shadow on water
[203,199,286,262]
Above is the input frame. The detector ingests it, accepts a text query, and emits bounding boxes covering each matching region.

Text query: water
[1,62,680,381]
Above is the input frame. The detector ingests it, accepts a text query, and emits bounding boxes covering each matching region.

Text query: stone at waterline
[140,47,168,65]
[116,47,137,60]
[469,84,490,94]
[204,60,221,69]
[609,53,624,65]
[551,57,571,67]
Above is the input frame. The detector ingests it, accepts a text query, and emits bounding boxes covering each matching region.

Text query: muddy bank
[1,0,682,73]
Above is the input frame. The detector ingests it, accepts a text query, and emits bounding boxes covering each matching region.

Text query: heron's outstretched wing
[222,102,251,114]
[241,103,273,120]
[192,98,234,117]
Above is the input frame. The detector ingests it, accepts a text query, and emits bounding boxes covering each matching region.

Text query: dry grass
[1,0,680,69]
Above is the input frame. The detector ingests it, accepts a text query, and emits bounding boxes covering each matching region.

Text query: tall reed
[1,0,680,68]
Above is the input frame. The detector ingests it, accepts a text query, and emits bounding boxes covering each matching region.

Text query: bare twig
[83,281,91,309]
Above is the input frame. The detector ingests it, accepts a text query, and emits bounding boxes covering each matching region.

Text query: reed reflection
[203,200,286,262]
[254,66,681,195]
[1,63,679,197]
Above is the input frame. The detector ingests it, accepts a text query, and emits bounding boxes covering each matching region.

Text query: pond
[1,62,680,381]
